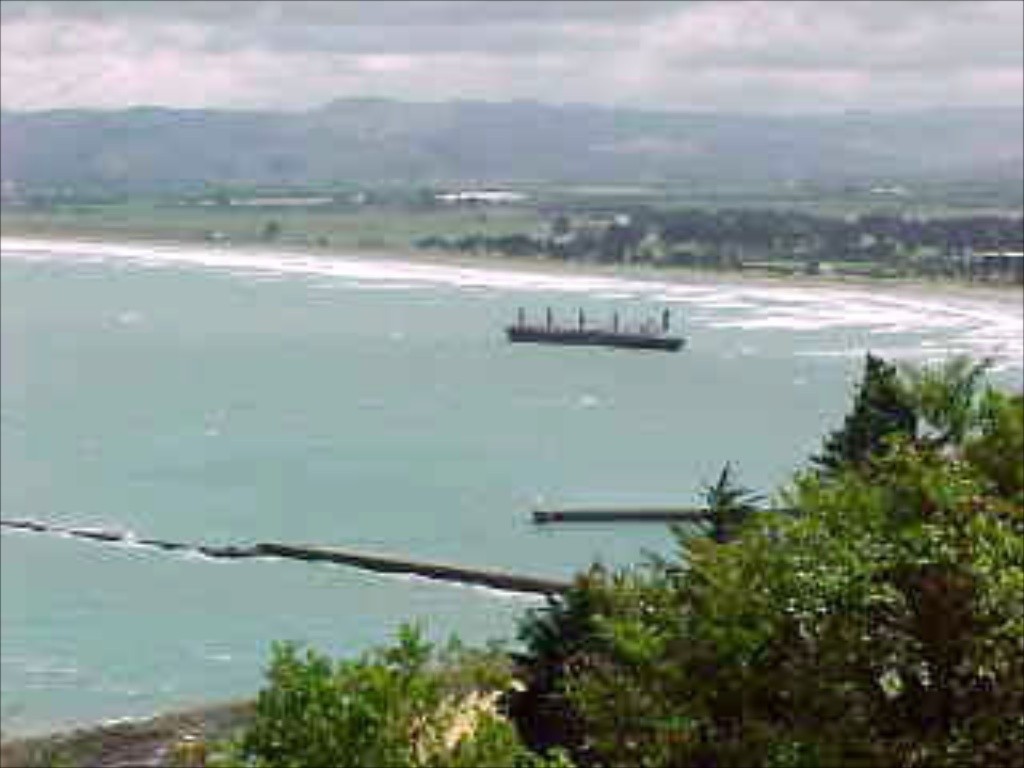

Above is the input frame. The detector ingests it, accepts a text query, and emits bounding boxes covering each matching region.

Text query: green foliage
[513,354,1023,767]
[513,570,666,764]
[692,461,765,543]
[259,219,282,242]
[510,562,681,763]
[3,744,75,768]
[901,355,995,449]
[235,623,545,768]
[813,353,1007,477]
[963,389,1024,505]
[813,352,917,473]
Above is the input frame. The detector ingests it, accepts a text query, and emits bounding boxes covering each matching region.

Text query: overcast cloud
[1,0,1021,113]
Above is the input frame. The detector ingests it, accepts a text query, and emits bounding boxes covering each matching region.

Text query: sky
[1,0,1022,114]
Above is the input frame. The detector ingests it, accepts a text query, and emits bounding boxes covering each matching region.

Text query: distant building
[435,190,528,204]
[868,185,909,196]
[190,196,335,208]
[576,213,630,231]
[227,196,335,207]
[969,250,1024,282]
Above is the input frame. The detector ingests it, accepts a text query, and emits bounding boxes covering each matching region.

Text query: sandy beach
[3,231,1021,310]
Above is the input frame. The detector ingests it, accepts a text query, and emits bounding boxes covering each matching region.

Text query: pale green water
[2,239,1021,735]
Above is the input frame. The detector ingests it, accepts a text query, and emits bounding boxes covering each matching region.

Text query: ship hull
[506,327,684,352]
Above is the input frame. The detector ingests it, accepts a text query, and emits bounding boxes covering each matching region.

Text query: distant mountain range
[1,99,1021,192]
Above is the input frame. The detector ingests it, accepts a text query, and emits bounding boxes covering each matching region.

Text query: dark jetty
[507,307,684,352]
[533,505,797,525]
[255,543,568,594]
[533,507,712,524]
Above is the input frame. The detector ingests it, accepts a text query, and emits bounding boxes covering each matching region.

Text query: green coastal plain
[2,178,1022,290]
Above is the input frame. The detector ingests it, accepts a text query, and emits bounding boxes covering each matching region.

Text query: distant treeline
[416,207,1024,278]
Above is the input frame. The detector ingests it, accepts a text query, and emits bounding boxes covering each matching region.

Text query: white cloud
[1,0,1020,112]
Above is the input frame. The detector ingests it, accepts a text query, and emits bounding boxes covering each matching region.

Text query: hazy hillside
[1,99,1021,193]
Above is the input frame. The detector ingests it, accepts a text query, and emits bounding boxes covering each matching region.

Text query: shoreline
[0,699,253,767]
[3,229,1021,310]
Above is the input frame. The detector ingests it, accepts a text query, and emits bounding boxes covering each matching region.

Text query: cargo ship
[506,308,684,352]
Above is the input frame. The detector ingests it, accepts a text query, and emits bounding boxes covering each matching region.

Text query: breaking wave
[3,237,1021,372]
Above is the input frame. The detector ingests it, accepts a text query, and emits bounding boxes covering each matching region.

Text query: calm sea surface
[2,237,1021,735]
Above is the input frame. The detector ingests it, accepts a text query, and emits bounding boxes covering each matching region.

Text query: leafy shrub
[513,354,1023,767]
[233,623,569,768]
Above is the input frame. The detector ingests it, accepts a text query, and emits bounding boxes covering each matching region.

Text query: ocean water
[2,237,1021,736]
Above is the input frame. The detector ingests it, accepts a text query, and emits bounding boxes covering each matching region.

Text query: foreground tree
[230,625,572,768]
[513,353,1023,767]
[697,462,765,544]
[812,353,917,473]
[900,355,994,450]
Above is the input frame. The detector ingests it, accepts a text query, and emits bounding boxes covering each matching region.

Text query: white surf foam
[23,660,80,674]
[115,310,143,325]
[4,237,1021,371]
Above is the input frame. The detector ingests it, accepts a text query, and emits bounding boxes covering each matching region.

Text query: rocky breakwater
[0,518,569,596]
